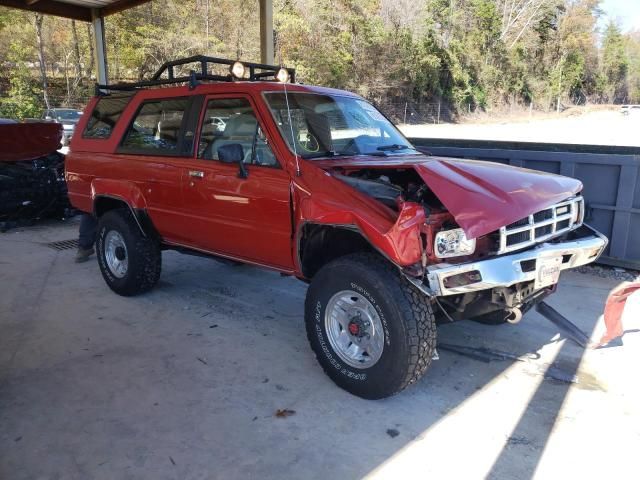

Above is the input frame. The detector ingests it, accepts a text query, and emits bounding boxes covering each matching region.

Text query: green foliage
[0,42,42,119]
[626,33,640,104]
[1,0,639,119]
[601,22,628,102]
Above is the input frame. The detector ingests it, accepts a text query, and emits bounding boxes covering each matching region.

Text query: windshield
[264,92,416,159]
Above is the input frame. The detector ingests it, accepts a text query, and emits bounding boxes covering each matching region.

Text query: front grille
[507,231,531,246]
[534,210,553,222]
[535,224,553,237]
[507,217,529,229]
[497,197,584,254]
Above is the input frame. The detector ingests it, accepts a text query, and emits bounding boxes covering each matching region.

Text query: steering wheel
[298,132,320,153]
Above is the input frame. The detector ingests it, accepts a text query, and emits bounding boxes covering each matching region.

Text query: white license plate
[535,256,562,289]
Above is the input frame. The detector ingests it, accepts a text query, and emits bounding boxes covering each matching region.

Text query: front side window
[83,95,132,139]
[264,92,417,159]
[198,98,277,167]
[120,98,189,154]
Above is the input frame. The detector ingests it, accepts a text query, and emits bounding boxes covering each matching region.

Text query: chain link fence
[375,101,458,125]
[1,92,463,127]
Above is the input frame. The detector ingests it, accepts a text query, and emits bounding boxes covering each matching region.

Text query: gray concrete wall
[410,138,640,270]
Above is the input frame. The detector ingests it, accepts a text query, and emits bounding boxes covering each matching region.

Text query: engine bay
[331,167,446,214]
[329,166,499,264]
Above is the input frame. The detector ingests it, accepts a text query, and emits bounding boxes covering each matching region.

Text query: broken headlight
[435,228,476,258]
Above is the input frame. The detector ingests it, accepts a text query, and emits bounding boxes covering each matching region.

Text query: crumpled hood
[413,157,582,238]
[315,154,582,239]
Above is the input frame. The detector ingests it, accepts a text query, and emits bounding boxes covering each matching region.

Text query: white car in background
[621,105,640,116]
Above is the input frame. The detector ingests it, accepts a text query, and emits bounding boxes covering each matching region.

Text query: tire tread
[305,252,437,398]
[97,208,161,296]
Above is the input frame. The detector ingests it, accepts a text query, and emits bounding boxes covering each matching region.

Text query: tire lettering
[315,324,366,381]
[350,282,391,347]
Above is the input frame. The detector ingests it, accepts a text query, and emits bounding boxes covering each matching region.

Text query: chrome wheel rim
[324,290,385,369]
[104,230,128,279]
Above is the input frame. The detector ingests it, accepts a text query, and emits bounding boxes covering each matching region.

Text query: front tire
[305,253,437,399]
[96,209,161,296]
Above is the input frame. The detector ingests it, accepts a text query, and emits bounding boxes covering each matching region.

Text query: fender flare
[90,179,157,239]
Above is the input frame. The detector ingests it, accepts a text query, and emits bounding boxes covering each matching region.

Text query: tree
[601,21,628,103]
[0,42,42,119]
[0,0,634,118]
[34,13,50,110]
[625,31,640,103]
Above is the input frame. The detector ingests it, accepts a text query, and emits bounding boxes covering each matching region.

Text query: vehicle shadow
[150,252,610,479]
[0,239,613,480]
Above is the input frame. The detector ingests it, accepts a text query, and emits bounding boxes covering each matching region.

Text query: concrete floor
[1,219,639,480]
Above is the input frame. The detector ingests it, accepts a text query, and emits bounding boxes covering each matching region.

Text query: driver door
[178,94,294,270]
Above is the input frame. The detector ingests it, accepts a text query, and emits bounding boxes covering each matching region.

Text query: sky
[599,0,640,33]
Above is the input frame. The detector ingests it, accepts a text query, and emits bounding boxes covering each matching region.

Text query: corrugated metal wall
[410,138,640,270]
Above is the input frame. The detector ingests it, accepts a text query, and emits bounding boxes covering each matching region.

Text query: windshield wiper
[376,144,415,152]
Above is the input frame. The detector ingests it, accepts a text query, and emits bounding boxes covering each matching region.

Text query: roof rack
[96,55,296,94]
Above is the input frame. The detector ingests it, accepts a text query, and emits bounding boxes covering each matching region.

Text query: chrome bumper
[425,225,607,297]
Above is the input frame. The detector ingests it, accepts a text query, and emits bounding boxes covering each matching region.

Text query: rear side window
[120,98,189,155]
[83,95,132,139]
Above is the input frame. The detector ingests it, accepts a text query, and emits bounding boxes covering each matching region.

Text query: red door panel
[176,93,294,270]
[179,160,293,268]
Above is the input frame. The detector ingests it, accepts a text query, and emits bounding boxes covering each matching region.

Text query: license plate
[535,256,562,289]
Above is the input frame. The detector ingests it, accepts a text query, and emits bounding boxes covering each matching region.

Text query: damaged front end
[320,156,608,322]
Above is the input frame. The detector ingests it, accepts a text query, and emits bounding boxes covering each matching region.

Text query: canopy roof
[0,0,151,21]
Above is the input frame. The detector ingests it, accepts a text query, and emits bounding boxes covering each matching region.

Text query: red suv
[66,56,607,399]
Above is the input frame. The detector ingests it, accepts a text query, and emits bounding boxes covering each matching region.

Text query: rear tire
[96,208,161,296]
[305,253,437,399]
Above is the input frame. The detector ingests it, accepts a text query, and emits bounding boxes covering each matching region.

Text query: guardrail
[409,138,640,270]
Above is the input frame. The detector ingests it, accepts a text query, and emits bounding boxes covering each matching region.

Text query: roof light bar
[95,55,296,93]
[230,61,246,79]
[276,67,291,83]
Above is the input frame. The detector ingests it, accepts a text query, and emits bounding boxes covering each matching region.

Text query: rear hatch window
[83,95,134,139]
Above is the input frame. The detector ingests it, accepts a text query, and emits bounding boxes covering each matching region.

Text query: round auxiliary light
[230,61,246,79]
[276,67,291,83]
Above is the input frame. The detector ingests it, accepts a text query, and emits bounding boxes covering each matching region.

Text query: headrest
[224,114,257,136]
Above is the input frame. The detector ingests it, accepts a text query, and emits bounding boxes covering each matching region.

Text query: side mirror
[217,143,248,179]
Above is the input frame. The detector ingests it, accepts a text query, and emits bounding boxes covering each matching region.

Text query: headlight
[435,228,476,258]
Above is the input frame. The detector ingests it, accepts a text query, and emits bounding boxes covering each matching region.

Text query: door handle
[189,170,204,179]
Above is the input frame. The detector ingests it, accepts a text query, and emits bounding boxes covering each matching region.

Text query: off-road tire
[96,208,161,296]
[305,252,437,399]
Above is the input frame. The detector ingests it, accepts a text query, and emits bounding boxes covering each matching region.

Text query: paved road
[1,219,638,479]
[400,110,640,147]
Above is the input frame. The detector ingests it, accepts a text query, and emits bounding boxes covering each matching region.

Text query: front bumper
[424,224,607,296]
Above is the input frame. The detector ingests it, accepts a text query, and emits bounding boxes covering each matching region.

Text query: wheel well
[93,196,157,240]
[299,224,375,278]
[94,196,130,218]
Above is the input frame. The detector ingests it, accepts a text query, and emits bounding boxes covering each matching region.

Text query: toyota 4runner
[65,56,607,399]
